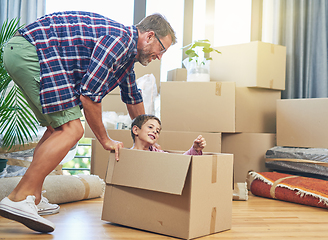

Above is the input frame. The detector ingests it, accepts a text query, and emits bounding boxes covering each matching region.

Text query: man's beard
[137,45,153,66]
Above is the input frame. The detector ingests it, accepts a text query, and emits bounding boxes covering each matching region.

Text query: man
[0,11,176,233]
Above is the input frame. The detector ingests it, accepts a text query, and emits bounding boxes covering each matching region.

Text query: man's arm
[80,95,123,160]
[126,102,145,119]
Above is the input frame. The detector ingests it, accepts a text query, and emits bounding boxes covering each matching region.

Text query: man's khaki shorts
[3,36,82,129]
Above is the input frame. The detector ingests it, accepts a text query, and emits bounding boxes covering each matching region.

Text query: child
[131,114,206,155]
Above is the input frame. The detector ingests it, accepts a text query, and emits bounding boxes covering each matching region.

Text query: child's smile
[133,119,161,150]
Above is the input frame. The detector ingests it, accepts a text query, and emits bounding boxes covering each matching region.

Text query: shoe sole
[38,207,60,216]
[0,209,54,233]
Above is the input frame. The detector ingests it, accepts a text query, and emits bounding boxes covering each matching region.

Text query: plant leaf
[0,18,38,150]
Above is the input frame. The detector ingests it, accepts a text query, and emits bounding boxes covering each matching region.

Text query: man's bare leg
[7,119,84,204]
[33,126,55,156]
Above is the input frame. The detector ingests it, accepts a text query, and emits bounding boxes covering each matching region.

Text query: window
[46,0,134,25]
[146,0,185,82]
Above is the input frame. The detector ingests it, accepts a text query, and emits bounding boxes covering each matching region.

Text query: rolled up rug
[0,174,105,204]
[249,171,328,209]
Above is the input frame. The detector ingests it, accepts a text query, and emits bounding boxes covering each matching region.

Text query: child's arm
[183,135,206,155]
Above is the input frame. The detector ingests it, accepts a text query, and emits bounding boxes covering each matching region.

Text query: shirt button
[65,105,68,107]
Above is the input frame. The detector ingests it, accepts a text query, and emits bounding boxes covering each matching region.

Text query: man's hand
[80,95,124,160]
[102,139,124,161]
[193,135,206,153]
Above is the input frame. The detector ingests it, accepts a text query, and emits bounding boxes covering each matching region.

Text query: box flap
[106,148,192,195]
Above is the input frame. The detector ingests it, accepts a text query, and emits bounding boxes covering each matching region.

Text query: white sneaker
[0,195,55,233]
[37,191,60,216]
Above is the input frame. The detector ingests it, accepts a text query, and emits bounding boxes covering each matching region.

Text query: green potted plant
[182,39,221,82]
[0,18,39,150]
[0,158,7,173]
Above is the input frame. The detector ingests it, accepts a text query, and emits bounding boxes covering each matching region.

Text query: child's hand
[193,135,206,153]
[152,143,162,150]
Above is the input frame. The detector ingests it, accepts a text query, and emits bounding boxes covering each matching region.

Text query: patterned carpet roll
[249,171,328,209]
[0,174,105,204]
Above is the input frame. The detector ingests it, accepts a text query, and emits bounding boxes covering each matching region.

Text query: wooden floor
[1,194,328,240]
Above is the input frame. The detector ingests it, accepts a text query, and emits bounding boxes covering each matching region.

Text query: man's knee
[58,119,84,141]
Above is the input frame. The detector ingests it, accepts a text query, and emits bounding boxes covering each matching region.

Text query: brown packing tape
[212,155,217,183]
[269,175,299,199]
[265,158,328,167]
[270,79,274,88]
[210,207,217,234]
[74,175,91,199]
[215,82,222,96]
[106,151,116,183]
[271,44,275,54]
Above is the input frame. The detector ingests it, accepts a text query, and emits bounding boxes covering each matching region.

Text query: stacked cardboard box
[162,41,286,183]
[276,98,328,148]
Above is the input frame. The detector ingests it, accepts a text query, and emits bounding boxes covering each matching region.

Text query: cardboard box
[84,121,93,139]
[167,68,187,81]
[276,98,328,148]
[221,133,276,183]
[161,82,280,133]
[90,130,133,179]
[83,95,127,138]
[158,131,221,153]
[135,60,161,93]
[211,41,286,90]
[101,94,127,113]
[102,148,233,239]
[90,130,221,179]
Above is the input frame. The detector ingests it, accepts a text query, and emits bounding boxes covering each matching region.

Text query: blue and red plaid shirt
[19,11,143,114]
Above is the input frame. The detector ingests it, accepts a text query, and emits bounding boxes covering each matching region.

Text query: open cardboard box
[102,148,233,239]
[89,130,221,180]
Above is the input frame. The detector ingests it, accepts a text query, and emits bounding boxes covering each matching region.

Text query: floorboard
[1,194,328,240]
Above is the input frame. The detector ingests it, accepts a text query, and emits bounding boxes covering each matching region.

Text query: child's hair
[131,114,162,142]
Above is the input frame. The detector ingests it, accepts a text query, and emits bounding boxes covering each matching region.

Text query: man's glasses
[155,33,166,54]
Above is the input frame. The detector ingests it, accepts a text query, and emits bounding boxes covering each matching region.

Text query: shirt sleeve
[116,61,143,105]
[183,146,203,155]
[80,35,141,103]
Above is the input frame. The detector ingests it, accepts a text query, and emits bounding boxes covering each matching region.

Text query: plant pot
[0,158,8,173]
[183,59,210,82]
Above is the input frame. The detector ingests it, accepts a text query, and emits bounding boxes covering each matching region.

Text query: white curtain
[0,0,45,26]
[271,0,328,99]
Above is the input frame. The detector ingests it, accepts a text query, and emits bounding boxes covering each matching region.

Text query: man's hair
[136,13,177,45]
[131,114,162,142]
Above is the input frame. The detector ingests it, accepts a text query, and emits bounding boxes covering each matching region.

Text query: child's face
[135,119,161,145]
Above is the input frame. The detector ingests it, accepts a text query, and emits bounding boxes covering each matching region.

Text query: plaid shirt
[19,11,142,114]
